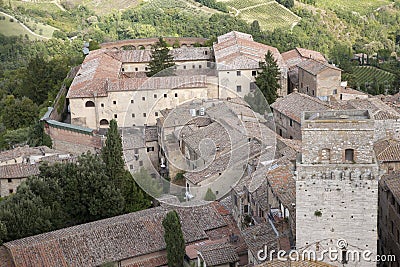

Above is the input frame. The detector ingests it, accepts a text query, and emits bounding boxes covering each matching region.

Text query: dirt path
[0,11,50,40]
[52,0,67,12]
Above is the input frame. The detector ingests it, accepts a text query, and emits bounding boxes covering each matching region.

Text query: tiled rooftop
[242,222,279,261]
[374,138,400,162]
[380,172,400,203]
[214,31,286,71]
[297,59,341,75]
[198,242,239,266]
[0,164,40,179]
[0,146,59,163]
[345,97,400,120]
[282,47,326,69]
[3,204,228,267]
[271,92,333,122]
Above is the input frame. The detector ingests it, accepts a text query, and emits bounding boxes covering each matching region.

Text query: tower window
[131,100,134,104]
[289,119,293,127]
[236,85,242,92]
[154,94,157,98]
[345,149,354,162]
[113,101,116,105]
[252,70,257,76]
[142,97,145,101]
[237,71,241,76]
[143,113,147,117]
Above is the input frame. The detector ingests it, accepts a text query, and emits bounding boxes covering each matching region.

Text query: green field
[314,0,392,15]
[217,0,300,31]
[353,66,396,85]
[0,15,42,40]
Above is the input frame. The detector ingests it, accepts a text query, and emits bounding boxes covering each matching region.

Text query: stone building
[270,92,333,140]
[0,146,73,197]
[214,31,287,99]
[374,138,400,174]
[378,172,400,267]
[297,59,341,100]
[282,47,327,94]
[296,109,380,267]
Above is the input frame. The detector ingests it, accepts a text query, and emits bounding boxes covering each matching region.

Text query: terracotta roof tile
[297,59,341,75]
[271,92,333,122]
[282,48,326,69]
[4,204,227,267]
[198,242,239,266]
[0,164,39,179]
[214,31,286,71]
[374,138,400,162]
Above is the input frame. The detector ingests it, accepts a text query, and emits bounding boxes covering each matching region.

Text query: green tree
[122,170,152,213]
[1,95,38,130]
[101,119,124,188]
[0,221,7,245]
[163,210,185,267]
[204,188,216,201]
[28,121,53,148]
[255,51,281,104]
[133,168,162,198]
[146,37,175,77]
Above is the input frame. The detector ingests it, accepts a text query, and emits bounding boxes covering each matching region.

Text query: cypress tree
[163,210,185,267]
[255,50,281,104]
[146,37,175,77]
[101,119,124,188]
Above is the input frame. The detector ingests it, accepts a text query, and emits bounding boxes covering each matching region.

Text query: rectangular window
[250,82,256,90]
[145,67,148,71]
[237,70,241,76]
[135,67,138,71]
[7,178,12,183]
[192,65,195,69]
[142,97,145,101]
[236,85,242,92]
[139,161,143,166]
[252,70,257,76]
[9,189,13,194]
[114,114,117,118]
[154,94,157,98]
[175,93,178,97]
[290,119,293,127]
[333,89,337,95]
[244,205,249,213]
[183,66,187,69]
[312,90,315,96]
[134,148,139,154]
[113,101,116,105]
[143,113,147,117]
[147,147,155,152]
[164,94,167,98]
[132,113,135,118]
[130,165,133,170]
[199,65,202,69]
[101,103,104,107]
[131,100,134,104]
[155,112,158,116]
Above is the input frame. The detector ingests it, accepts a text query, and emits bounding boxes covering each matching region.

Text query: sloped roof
[374,138,400,162]
[380,172,400,204]
[0,146,58,163]
[242,222,279,260]
[346,97,400,120]
[3,204,227,267]
[271,92,333,122]
[0,164,39,179]
[282,47,326,69]
[297,59,341,75]
[198,242,238,266]
[214,31,286,71]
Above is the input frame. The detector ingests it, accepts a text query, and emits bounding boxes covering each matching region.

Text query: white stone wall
[296,114,379,267]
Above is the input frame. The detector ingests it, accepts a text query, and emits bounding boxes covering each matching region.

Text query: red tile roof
[271,92,333,122]
[297,59,341,75]
[374,138,400,162]
[3,204,228,267]
[282,48,326,69]
[0,164,39,179]
[214,31,286,71]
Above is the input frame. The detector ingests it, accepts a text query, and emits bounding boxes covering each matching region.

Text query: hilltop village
[1,31,400,267]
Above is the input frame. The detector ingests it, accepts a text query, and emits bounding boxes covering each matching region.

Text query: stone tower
[296,110,379,266]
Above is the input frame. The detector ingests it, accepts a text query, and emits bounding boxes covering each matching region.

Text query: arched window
[345,149,354,162]
[85,101,95,107]
[99,119,109,126]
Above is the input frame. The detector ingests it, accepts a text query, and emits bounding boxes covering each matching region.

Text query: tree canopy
[163,210,185,267]
[255,51,281,104]
[146,38,175,77]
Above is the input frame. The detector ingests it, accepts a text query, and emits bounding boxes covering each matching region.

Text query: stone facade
[296,110,379,267]
[298,60,341,99]
[378,172,400,267]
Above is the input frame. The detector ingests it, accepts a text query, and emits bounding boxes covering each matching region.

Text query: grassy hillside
[314,0,392,15]
[0,12,44,40]
[218,0,300,30]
